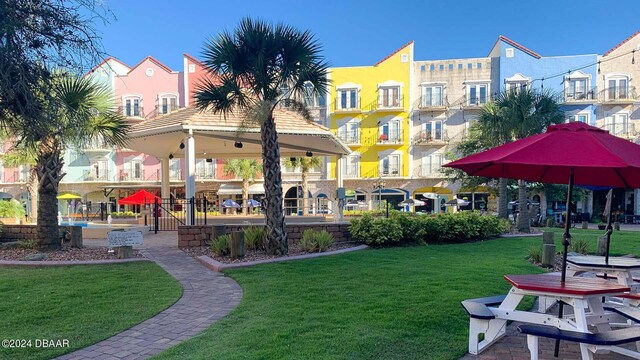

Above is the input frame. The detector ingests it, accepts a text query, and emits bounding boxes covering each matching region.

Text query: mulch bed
[0,245,145,261]
[183,242,357,264]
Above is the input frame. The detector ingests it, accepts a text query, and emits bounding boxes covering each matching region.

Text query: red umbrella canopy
[444,122,640,188]
[119,190,161,205]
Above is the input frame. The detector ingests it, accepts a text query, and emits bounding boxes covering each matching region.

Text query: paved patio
[57,232,242,359]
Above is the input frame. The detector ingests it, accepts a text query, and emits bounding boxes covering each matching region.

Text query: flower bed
[0,245,145,261]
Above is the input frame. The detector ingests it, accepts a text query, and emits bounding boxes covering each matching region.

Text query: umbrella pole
[555,169,574,357]
[604,189,614,265]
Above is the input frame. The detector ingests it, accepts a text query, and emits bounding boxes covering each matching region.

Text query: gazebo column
[336,155,344,221]
[185,130,196,225]
[160,157,170,200]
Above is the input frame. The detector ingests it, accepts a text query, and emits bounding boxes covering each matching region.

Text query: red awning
[118,190,161,205]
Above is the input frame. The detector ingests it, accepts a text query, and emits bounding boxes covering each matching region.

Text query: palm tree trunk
[498,178,508,219]
[242,179,249,215]
[516,179,530,233]
[261,114,288,255]
[301,171,308,216]
[27,168,38,222]
[36,142,65,249]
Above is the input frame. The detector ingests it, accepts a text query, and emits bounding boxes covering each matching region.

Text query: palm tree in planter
[283,156,322,215]
[5,73,129,249]
[195,17,329,255]
[223,159,262,215]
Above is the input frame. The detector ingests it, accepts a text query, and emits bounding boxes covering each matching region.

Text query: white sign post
[107,230,143,259]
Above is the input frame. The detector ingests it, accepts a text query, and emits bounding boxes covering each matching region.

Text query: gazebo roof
[126,106,350,158]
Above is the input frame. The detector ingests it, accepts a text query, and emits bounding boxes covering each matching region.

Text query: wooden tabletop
[567,256,640,269]
[504,274,630,296]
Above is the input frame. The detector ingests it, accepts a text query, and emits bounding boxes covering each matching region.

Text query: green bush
[349,211,508,246]
[211,234,230,256]
[527,246,542,263]
[299,229,335,253]
[570,238,590,255]
[18,239,38,249]
[0,199,25,218]
[244,227,265,251]
[111,211,136,218]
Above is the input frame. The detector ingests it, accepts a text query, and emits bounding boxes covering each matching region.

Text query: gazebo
[126,106,350,224]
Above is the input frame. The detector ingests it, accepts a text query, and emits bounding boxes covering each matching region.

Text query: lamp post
[373,176,386,211]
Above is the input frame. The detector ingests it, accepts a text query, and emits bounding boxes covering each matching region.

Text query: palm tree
[195,18,329,255]
[223,159,262,215]
[5,73,129,249]
[495,88,564,232]
[0,148,38,222]
[283,156,322,215]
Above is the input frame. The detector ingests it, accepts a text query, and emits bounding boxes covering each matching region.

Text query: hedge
[349,211,510,247]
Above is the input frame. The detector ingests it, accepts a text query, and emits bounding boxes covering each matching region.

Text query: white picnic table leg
[573,298,595,360]
[526,334,539,360]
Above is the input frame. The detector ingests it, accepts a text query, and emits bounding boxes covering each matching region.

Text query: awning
[217,183,265,195]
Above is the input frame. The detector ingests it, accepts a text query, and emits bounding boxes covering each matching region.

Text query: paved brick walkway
[57,232,242,359]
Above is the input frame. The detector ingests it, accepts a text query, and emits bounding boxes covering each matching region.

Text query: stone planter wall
[178,222,352,248]
[0,225,83,243]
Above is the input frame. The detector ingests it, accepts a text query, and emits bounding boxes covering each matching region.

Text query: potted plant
[597,222,606,230]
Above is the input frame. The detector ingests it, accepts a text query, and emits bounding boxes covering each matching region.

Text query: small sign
[107,230,143,248]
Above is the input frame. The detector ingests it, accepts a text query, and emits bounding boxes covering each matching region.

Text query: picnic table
[466,274,631,359]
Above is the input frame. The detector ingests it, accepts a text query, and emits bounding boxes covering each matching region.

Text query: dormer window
[303,83,326,108]
[564,71,593,101]
[505,73,531,93]
[158,94,178,115]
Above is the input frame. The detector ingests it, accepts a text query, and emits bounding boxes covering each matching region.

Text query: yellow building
[327,42,414,208]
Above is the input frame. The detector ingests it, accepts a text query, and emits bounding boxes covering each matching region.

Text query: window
[477,63,482,69]
[567,114,588,123]
[439,64,444,70]
[379,119,402,143]
[448,64,453,70]
[169,159,181,180]
[123,96,141,117]
[279,84,292,107]
[380,154,401,176]
[458,64,463,70]
[430,65,435,71]
[337,120,360,144]
[467,63,472,69]
[421,153,445,176]
[378,86,401,108]
[468,84,488,105]
[91,160,108,181]
[420,65,426,72]
[338,89,358,110]
[159,95,178,114]
[507,81,527,92]
[124,159,143,180]
[196,159,215,179]
[422,85,444,107]
[303,83,326,108]
[567,78,588,100]
[342,154,360,178]
[424,120,443,141]
[607,77,630,100]
[604,113,629,136]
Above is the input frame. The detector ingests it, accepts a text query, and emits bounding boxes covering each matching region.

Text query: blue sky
[97,0,640,70]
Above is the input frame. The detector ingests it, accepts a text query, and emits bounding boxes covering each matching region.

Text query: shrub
[244,227,265,251]
[299,229,335,253]
[391,212,426,245]
[0,199,25,219]
[18,239,38,249]
[527,246,542,263]
[570,238,590,255]
[211,234,230,256]
[111,211,136,218]
[314,230,334,252]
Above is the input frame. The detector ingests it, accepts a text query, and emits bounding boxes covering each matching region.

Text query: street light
[373,176,386,210]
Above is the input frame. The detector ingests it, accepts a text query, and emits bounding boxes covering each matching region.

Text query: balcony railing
[196,171,216,180]
[155,104,180,116]
[117,106,145,118]
[342,167,359,178]
[380,168,401,177]
[170,170,182,181]
[5,171,29,183]
[412,130,447,145]
[377,134,403,145]
[333,97,361,113]
[599,123,637,139]
[598,86,637,103]
[415,95,449,110]
[412,164,445,178]
[83,139,112,153]
[83,170,109,182]
[337,133,360,145]
[375,96,404,111]
[564,87,597,103]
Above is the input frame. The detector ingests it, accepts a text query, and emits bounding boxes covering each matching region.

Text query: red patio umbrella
[118,190,161,205]
[445,122,640,355]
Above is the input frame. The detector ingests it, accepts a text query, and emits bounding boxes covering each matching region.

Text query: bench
[518,324,640,360]
[604,304,640,324]
[461,295,507,354]
[596,273,640,283]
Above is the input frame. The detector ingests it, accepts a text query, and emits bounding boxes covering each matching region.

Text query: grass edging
[197,244,369,272]
[0,258,152,267]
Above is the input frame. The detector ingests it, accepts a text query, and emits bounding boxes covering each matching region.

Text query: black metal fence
[151,197,218,232]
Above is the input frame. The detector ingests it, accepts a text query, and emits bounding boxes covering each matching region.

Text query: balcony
[598,86,637,104]
[83,138,112,155]
[5,171,29,183]
[117,106,145,119]
[83,170,109,182]
[375,96,404,112]
[337,133,361,146]
[599,123,637,139]
[380,168,401,177]
[412,131,447,146]
[196,171,216,180]
[119,169,161,182]
[376,134,403,145]
[333,97,361,113]
[415,95,448,112]
[170,170,182,181]
[563,87,597,103]
[412,164,445,178]
[155,104,180,117]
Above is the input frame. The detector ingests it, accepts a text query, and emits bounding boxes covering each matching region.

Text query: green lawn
[0,262,182,360]
[541,227,640,256]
